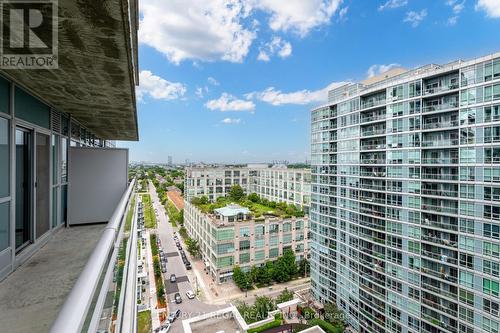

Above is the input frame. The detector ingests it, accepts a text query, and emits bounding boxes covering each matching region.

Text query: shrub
[308,319,343,333]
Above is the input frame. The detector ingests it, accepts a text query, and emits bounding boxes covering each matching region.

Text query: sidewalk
[145,230,161,330]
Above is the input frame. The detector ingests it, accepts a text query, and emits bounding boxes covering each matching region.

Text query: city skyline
[119,0,500,163]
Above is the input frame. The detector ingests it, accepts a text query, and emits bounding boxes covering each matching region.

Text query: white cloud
[246,82,346,106]
[139,0,256,64]
[366,63,400,78]
[205,93,256,111]
[257,50,271,62]
[447,0,465,14]
[136,70,186,101]
[208,77,220,86]
[447,15,459,25]
[221,118,242,124]
[378,0,408,11]
[339,6,349,19]
[249,0,342,37]
[196,87,209,98]
[476,0,500,17]
[404,9,428,27]
[257,36,292,62]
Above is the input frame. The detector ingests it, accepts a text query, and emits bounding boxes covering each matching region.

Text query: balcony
[0,180,137,333]
[0,224,105,332]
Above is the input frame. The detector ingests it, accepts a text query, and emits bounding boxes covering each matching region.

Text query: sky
[118,0,500,164]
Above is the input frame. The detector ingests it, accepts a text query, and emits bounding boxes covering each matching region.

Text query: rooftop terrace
[191,193,305,219]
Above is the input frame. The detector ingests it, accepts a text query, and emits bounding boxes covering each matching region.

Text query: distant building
[168,155,173,165]
[184,165,311,211]
[184,201,308,283]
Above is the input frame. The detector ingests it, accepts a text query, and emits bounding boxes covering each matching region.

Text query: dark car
[185,262,192,270]
[174,293,182,304]
[168,309,181,322]
[161,265,167,273]
[170,274,176,283]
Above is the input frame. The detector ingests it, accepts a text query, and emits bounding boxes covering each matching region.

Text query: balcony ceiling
[0,0,139,140]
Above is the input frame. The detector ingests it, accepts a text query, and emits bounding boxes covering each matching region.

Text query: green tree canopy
[229,185,245,202]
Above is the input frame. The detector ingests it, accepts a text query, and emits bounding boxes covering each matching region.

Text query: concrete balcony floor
[0,224,105,333]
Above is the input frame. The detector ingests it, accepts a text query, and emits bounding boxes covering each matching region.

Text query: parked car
[174,293,182,304]
[168,309,181,323]
[161,265,167,273]
[155,324,171,333]
[185,262,192,270]
[186,290,195,299]
[170,274,176,283]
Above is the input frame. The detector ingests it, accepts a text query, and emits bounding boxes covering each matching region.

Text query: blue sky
[119,0,500,164]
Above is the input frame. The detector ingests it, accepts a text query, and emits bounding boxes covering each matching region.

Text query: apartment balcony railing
[422,218,459,231]
[421,139,459,147]
[421,189,458,198]
[421,297,458,317]
[360,114,387,123]
[421,266,458,283]
[422,103,459,113]
[361,159,386,165]
[423,84,459,96]
[50,179,137,333]
[360,144,386,151]
[421,157,458,164]
[421,204,458,215]
[421,173,459,181]
[361,99,386,110]
[422,120,459,129]
[421,234,458,248]
[421,313,458,333]
[361,129,386,137]
[422,281,457,300]
[421,249,458,265]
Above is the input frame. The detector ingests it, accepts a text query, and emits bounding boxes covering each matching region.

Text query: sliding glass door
[15,128,52,251]
[15,128,31,250]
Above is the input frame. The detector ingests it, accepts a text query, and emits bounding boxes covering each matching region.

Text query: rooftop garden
[190,185,305,219]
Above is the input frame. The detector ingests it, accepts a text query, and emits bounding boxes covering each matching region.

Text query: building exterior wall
[0,74,118,281]
[310,53,500,333]
[184,166,311,210]
[184,201,309,283]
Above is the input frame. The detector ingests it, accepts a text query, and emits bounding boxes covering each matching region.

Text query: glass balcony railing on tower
[423,72,459,95]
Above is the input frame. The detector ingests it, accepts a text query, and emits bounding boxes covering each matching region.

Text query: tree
[233,266,251,291]
[248,193,260,203]
[298,259,310,277]
[323,302,345,327]
[275,288,294,304]
[229,185,245,202]
[282,249,298,277]
[186,238,200,257]
[253,296,275,321]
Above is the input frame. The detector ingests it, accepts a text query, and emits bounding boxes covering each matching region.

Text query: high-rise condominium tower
[310,53,500,333]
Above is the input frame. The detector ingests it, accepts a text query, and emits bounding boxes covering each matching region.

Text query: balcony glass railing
[361,129,386,137]
[422,103,459,113]
[421,139,459,147]
[421,173,459,181]
[360,114,387,123]
[421,157,458,164]
[50,179,137,333]
[423,84,459,95]
[422,120,459,129]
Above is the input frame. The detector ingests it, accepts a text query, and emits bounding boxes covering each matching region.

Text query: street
[148,182,224,333]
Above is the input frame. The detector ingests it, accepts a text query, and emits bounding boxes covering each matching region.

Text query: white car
[186,290,195,299]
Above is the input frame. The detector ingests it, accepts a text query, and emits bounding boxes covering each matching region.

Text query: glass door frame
[14,119,53,252]
[14,125,33,252]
